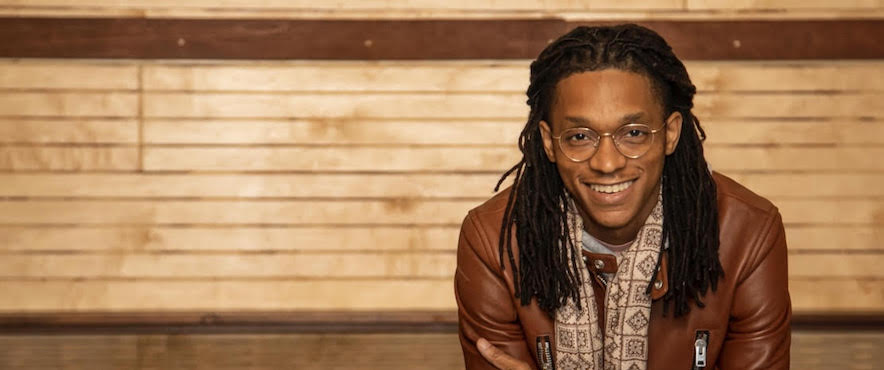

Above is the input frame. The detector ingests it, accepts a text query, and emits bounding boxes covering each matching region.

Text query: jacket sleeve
[718,210,792,370]
[455,211,537,370]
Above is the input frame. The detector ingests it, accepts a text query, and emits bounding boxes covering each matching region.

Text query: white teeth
[589,180,634,194]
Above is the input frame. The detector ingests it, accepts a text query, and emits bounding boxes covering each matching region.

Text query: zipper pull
[693,330,709,369]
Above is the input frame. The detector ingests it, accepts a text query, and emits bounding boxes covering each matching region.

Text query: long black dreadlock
[494,24,723,317]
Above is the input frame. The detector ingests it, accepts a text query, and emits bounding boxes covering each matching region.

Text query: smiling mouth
[588,180,635,194]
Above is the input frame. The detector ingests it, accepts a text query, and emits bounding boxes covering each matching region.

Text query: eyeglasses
[551,123,666,162]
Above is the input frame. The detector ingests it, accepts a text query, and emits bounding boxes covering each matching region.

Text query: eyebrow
[562,112,648,127]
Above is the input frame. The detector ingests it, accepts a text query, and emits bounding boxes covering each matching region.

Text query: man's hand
[477,338,533,370]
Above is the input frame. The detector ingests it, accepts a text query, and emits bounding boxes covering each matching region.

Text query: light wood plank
[0,173,504,198]
[142,92,526,119]
[142,92,884,119]
[702,120,884,145]
[0,200,479,225]
[0,280,456,310]
[0,147,138,171]
[686,63,884,92]
[694,93,884,118]
[141,62,884,93]
[143,119,525,145]
[0,199,877,225]
[142,64,527,92]
[0,226,460,252]
[0,225,876,253]
[0,62,137,90]
[143,118,884,145]
[142,146,884,172]
[723,173,884,197]
[688,0,884,10]
[790,279,884,313]
[778,199,883,225]
[142,147,521,172]
[0,92,138,117]
[786,226,881,251]
[0,253,455,279]
[706,147,884,172]
[789,254,884,278]
[0,0,684,11]
[0,173,877,198]
[0,119,138,143]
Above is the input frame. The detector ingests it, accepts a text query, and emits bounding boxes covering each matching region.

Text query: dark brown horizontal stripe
[1,18,882,60]
[0,311,881,334]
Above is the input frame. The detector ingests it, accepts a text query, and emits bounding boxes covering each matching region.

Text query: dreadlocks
[494,24,723,317]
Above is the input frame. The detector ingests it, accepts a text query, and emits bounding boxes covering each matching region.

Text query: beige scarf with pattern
[554,194,663,370]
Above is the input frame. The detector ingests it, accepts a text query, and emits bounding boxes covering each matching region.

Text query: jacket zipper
[692,330,709,369]
[536,335,556,370]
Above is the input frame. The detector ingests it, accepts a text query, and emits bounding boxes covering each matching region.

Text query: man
[454,24,791,370]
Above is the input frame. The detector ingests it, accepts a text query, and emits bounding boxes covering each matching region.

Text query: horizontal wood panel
[0,279,878,311]
[142,92,526,119]
[0,200,479,225]
[142,119,884,145]
[785,226,881,251]
[0,280,456,310]
[790,279,884,312]
[0,62,137,90]
[0,199,878,225]
[0,225,877,253]
[141,147,884,172]
[142,119,525,145]
[688,0,884,10]
[0,147,138,171]
[0,0,684,11]
[141,62,884,93]
[141,92,884,119]
[789,255,884,278]
[3,19,884,60]
[0,174,503,198]
[0,227,460,252]
[0,173,878,198]
[0,253,454,279]
[0,119,138,143]
[142,147,520,172]
[0,92,137,117]
[0,253,877,279]
[777,199,882,225]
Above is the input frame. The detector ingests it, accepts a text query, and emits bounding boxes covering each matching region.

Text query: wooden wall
[0,0,882,318]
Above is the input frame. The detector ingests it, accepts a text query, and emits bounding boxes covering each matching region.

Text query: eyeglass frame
[550,122,667,162]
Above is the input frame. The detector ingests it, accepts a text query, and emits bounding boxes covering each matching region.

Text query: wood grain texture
[0,92,137,117]
[2,18,883,60]
[0,280,456,310]
[0,119,138,143]
[0,147,138,171]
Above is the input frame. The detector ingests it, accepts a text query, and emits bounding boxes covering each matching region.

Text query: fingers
[477,338,532,370]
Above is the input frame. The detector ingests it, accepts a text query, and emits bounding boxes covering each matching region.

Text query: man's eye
[566,133,590,142]
[626,129,647,137]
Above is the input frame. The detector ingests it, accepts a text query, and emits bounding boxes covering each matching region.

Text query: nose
[589,135,627,173]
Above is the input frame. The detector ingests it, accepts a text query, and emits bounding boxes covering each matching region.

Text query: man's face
[539,69,682,244]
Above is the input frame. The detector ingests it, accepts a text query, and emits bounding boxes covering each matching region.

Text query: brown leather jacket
[455,173,791,370]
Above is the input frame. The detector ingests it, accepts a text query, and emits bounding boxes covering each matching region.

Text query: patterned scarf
[554,194,664,370]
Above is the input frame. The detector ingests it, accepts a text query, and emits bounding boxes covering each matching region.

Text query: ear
[663,111,682,155]
[539,120,556,162]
